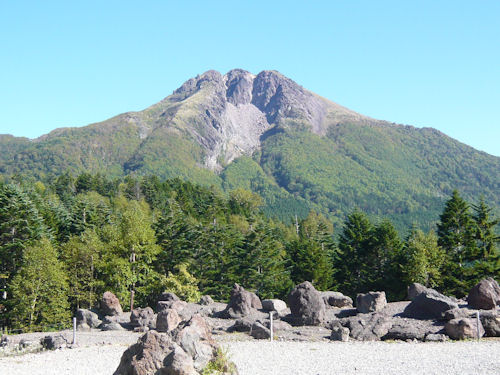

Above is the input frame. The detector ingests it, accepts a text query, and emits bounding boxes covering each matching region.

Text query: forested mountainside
[1,69,499,231]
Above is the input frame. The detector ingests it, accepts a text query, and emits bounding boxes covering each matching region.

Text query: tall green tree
[8,238,70,331]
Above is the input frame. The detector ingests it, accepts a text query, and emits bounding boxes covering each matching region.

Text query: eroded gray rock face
[480,311,500,337]
[402,289,458,319]
[407,283,428,301]
[131,307,156,331]
[76,309,102,330]
[287,281,326,326]
[321,292,353,308]
[100,291,123,316]
[40,335,67,350]
[468,278,500,310]
[356,292,387,313]
[262,299,287,312]
[330,321,350,342]
[222,284,262,319]
[445,318,485,340]
[156,309,181,333]
[199,295,214,306]
[382,317,443,341]
[250,322,271,339]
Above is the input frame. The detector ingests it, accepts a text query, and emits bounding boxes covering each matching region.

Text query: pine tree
[8,238,70,331]
[437,190,478,296]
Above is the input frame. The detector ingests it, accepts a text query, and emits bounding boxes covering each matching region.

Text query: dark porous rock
[100,321,125,331]
[407,283,429,301]
[157,300,188,314]
[100,291,123,316]
[330,321,349,342]
[467,278,500,310]
[287,281,326,326]
[382,317,443,341]
[76,308,102,329]
[445,318,485,340]
[131,307,156,330]
[442,308,474,321]
[199,295,214,305]
[262,299,287,312]
[321,291,353,308]
[402,289,458,319]
[222,284,262,319]
[480,311,500,337]
[156,309,182,333]
[250,321,271,339]
[159,292,181,302]
[114,330,174,375]
[163,343,197,375]
[41,335,67,350]
[356,291,387,313]
[425,333,449,342]
[228,317,256,333]
[171,314,218,371]
[342,313,393,341]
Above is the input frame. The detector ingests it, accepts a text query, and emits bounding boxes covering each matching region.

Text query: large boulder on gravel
[322,291,353,308]
[131,307,156,330]
[157,309,182,333]
[115,314,229,375]
[402,289,458,319]
[442,308,474,321]
[199,295,214,305]
[250,321,271,339]
[222,284,262,319]
[356,292,387,313]
[100,291,123,316]
[287,281,326,326]
[76,308,102,330]
[407,283,428,301]
[330,321,349,341]
[158,292,181,302]
[41,335,67,350]
[262,299,287,312]
[467,278,500,310]
[445,318,485,340]
[480,311,500,337]
[382,317,443,341]
[341,313,393,341]
[228,317,256,333]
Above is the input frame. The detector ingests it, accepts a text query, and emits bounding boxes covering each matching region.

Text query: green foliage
[8,238,70,331]
[201,346,237,375]
[163,264,201,302]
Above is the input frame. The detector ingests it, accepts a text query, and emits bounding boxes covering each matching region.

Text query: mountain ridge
[1,69,498,230]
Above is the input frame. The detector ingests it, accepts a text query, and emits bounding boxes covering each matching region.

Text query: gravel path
[1,334,499,374]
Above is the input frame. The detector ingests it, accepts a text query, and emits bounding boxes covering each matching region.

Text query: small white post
[476,311,480,341]
[72,317,77,345]
[269,311,273,342]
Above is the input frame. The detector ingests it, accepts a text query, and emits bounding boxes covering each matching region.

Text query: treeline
[0,173,498,331]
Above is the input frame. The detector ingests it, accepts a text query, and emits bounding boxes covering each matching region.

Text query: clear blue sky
[1,1,499,156]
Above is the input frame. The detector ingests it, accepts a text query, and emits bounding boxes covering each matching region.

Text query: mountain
[1,69,499,230]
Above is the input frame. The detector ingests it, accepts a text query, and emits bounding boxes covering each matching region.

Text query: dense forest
[0,172,498,332]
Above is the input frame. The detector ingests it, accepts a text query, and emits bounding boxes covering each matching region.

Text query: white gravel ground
[1,338,500,375]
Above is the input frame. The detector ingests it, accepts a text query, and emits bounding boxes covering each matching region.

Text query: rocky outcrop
[287,281,326,326]
[480,311,500,337]
[402,289,458,319]
[222,284,262,319]
[407,283,428,301]
[445,318,485,340]
[356,292,387,313]
[100,291,123,316]
[321,292,353,308]
[467,278,500,310]
[40,335,67,350]
[262,299,287,313]
[341,313,393,341]
[157,309,182,333]
[330,321,350,342]
[76,308,102,331]
[130,307,156,331]
[250,322,271,339]
[199,295,214,305]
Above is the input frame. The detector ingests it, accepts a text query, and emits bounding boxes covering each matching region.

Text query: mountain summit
[1,69,498,229]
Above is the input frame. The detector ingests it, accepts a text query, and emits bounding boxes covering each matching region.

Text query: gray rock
[100,291,123,316]
[157,309,182,333]
[250,321,271,339]
[0,336,10,347]
[158,292,181,302]
[222,283,262,319]
[76,308,102,329]
[356,291,387,313]
[407,283,428,301]
[287,281,326,326]
[228,317,256,333]
[199,295,214,305]
[100,322,125,331]
[425,333,449,342]
[468,278,500,310]
[130,307,156,330]
[262,299,287,312]
[157,300,188,313]
[480,311,500,337]
[330,321,349,342]
[442,308,474,321]
[402,289,458,319]
[163,344,197,375]
[382,318,438,341]
[41,335,67,350]
[445,318,485,340]
[321,291,353,308]
[342,313,393,341]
